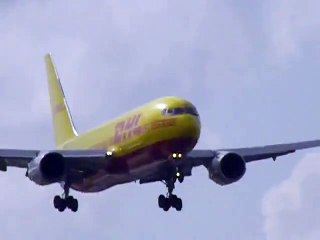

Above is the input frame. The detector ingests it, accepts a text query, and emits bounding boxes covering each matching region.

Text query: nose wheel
[53,183,79,212]
[175,171,184,183]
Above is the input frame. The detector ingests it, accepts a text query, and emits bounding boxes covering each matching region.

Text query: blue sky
[1,0,320,239]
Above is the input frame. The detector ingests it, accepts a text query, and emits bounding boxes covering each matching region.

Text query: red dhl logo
[113,114,178,144]
[114,114,142,144]
[90,116,178,149]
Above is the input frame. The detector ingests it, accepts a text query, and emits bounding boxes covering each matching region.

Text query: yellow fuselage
[61,96,201,192]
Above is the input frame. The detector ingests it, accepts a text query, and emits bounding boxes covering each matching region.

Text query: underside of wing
[0,149,111,184]
[0,149,39,169]
[0,149,110,169]
[219,139,320,162]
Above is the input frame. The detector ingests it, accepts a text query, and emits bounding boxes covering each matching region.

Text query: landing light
[176,172,181,177]
[172,153,183,159]
[106,151,113,156]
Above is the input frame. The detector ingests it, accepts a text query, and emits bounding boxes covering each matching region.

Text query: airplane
[1,53,320,213]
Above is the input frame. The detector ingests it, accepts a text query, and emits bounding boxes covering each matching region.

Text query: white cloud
[0,1,254,239]
[0,0,254,128]
[262,153,320,240]
[265,0,320,64]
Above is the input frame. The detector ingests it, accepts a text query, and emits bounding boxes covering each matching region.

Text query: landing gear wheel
[163,199,170,212]
[169,195,182,211]
[54,195,78,212]
[170,194,178,202]
[53,183,79,212]
[58,201,67,212]
[172,197,182,211]
[66,196,78,212]
[53,195,66,212]
[158,177,184,212]
[53,195,61,209]
[158,194,170,211]
[158,194,166,208]
[53,197,66,212]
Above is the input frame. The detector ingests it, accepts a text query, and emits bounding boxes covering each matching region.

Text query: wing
[217,139,320,162]
[0,149,39,169]
[0,149,109,172]
[139,139,320,184]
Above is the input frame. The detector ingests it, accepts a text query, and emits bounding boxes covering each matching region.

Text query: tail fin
[44,53,78,147]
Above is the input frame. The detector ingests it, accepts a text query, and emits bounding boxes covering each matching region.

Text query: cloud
[0,1,257,239]
[262,153,320,240]
[1,0,254,128]
[265,0,320,65]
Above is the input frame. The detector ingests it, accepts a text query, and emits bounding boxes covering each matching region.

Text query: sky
[1,0,320,239]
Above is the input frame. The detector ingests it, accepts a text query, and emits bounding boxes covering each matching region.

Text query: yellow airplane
[1,54,320,213]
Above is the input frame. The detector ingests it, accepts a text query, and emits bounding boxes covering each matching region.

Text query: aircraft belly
[71,138,198,193]
[71,160,166,193]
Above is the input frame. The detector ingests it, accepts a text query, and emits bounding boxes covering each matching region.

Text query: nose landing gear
[175,171,184,183]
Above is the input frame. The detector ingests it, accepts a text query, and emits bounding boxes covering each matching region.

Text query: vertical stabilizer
[45,53,78,147]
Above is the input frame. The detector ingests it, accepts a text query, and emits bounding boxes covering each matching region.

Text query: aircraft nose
[179,114,201,140]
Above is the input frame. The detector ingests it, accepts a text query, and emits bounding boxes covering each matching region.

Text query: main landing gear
[53,184,78,212]
[158,166,184,212]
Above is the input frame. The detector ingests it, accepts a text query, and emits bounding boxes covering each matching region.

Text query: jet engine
[27,152,67,185]
[207,151,246,185]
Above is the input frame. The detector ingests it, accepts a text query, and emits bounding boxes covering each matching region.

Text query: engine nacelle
[27,152,66,185]
[207,151,246,185]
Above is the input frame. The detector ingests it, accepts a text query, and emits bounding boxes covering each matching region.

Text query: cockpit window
[162,107,199,117]
[174,108,185,115]
[185,107,199,116]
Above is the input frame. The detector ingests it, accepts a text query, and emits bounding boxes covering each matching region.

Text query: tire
[70,199,78,212]
[162,198,170,211]
[66,196,74,207]
[53,196,61,209]
[171,194,178,201]
[170,195,182,211]
[57,200,66,212]
[175,198,182,211]
[66,196,78,212]
[158,195,166,209]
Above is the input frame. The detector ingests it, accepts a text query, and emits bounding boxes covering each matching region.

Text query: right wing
[0,149,38,169]
[0,148,110,173]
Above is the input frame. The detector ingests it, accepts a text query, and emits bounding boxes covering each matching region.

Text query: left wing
[139,139,320,184]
